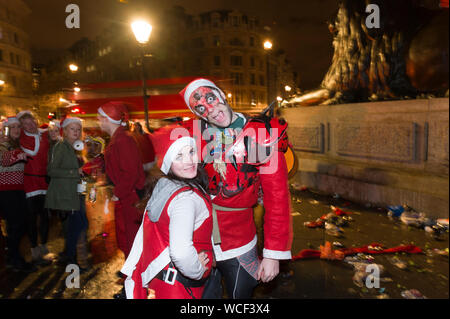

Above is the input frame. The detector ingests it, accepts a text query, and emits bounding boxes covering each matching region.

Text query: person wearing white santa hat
[121,124,213,299]
[45,116,89,269]
[97,101,146,297]
[17,110,53,266]
[48,120,61,146]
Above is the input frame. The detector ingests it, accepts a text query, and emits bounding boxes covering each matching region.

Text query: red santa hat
[150,125,196,174]
[61,117,82,128]
[97,101,130,126]
[3,116,20,127]
[178,78,224,114]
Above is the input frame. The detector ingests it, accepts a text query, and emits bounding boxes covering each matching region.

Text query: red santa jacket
[20,130,49,197]
[121,180,213,299]
[105,127,145,201]
[131,132,155,169]
[184,114,293,261]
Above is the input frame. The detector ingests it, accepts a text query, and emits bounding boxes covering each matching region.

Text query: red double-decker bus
[60,76,231,130]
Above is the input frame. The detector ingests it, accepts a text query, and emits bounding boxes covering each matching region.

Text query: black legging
[60,196,88,261]
[202,257,259,299]
[0,190,27,263]
[26,194,49,248]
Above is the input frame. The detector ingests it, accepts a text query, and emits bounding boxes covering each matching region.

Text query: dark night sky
[23,0,340,89]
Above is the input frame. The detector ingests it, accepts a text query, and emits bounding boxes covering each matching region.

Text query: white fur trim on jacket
[212,235,258,262]
[21,132,40,157]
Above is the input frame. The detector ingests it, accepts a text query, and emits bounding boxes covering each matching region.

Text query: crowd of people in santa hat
[0,77,292,299]
[0,105,156,286]
[0,112,94,272]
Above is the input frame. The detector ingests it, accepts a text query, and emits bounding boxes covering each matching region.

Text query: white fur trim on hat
[98,107,126,126]
[161,136,196,174]
[50,120,60,128]
[16,110,33,120]
[183,79,220,108]
[62,117,82,128]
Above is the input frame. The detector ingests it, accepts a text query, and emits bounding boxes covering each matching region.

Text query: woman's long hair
[136,165,210,211]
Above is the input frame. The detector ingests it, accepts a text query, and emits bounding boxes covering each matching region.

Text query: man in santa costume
[97,102,145,296]
[179,78,293,298]
[17,110,52,265]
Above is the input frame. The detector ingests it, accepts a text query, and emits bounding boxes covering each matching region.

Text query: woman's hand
[17,152,28,161]
[198,251,210,270]
[256,258,280,283]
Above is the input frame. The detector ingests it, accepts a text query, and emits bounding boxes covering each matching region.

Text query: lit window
[213,36,220,47]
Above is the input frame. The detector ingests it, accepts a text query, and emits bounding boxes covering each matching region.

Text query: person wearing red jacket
[17,111,52,266]
[179,78,293,299]
[97,102,146,260]
[121,125,212,299]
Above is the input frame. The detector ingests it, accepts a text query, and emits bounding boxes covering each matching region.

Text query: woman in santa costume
[97,101,146,262]
[179,78,293,299]
[121,125,213,299]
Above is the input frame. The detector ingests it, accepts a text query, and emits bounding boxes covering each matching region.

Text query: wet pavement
[254,186,449,299]
[0,186,448,299]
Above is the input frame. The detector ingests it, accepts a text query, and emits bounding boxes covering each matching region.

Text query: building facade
[36,7,297,114]
[0,0,32,116]
[182,10,296,111]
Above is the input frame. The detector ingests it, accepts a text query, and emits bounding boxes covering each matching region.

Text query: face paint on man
[189,87,218,117]
[189,86,234,128]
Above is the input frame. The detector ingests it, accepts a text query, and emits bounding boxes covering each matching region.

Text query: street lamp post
[131,20,153,132]
[263,40,273,108]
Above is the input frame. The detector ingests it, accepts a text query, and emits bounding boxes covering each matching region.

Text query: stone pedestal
[283,98,449,218]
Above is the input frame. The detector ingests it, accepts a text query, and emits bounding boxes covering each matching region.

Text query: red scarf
[292,242,422,261]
